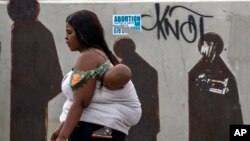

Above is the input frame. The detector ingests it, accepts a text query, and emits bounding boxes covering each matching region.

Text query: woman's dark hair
[66,10,119,65]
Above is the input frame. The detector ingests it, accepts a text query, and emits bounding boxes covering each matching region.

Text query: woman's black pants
[69,121,127,141]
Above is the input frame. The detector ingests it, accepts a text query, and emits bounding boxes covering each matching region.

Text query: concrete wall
[1,1,250,141]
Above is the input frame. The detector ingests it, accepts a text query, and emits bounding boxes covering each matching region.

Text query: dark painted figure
[7,0,62,141]
[189,32,243,141]
[113,37,160,141]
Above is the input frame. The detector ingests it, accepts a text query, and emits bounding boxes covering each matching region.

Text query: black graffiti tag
[142,3,213,43]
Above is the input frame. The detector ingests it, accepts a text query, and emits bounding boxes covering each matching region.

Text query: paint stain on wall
[188,32,243,141]
[113,37,160,141]
[7,1,63,141]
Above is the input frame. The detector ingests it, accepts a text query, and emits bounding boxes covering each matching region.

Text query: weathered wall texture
[0,1,250,141]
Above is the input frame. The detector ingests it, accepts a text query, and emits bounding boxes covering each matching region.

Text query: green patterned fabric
[70,61,110,90]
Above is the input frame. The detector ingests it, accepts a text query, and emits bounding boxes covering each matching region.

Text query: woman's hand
[51,123,64,141]
[51,129,60,141]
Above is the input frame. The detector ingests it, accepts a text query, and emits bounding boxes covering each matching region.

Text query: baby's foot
[92,127,112,138]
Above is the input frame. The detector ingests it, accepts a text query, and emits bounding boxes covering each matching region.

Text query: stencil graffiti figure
[113,37,160,141]
[7,0,63,140]
[188,32,243,141]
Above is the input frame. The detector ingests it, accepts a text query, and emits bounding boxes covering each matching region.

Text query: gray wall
[1,1,250,141]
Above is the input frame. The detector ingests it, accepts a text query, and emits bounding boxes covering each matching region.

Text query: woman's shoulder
[75,49,105,71]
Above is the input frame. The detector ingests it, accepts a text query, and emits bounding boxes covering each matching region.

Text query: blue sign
[112,14,142,35]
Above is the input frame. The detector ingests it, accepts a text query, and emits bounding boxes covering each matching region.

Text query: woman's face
[65,23,81,52]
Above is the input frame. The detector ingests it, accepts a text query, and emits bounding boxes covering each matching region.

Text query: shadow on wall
[7,0,63,141]
[113,37,160,141]
[188,32,243,141]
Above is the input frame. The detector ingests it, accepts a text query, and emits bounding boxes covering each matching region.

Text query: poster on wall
[112,14,142,35]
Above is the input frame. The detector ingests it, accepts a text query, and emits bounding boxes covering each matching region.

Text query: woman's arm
[56,51,104,141]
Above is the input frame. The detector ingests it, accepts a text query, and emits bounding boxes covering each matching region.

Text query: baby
[92,64,132,138]
[103,63,132,90]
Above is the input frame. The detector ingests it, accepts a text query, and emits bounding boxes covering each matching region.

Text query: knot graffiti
[142,3,213,43]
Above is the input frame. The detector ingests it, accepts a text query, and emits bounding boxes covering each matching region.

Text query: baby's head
[103,64,132,90]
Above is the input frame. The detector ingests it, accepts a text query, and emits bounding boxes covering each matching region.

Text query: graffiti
[113,37,159,141]
[142,3,213,43]
[7,0,63,141]
[189,32,243,141]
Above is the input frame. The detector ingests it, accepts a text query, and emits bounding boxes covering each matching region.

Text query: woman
[51,10,141,141]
